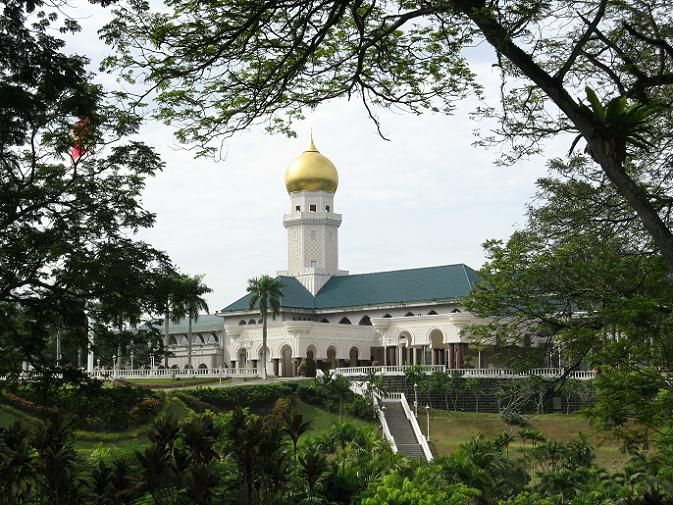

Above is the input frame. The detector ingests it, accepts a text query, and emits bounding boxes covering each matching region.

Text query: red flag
[72,118,91,161]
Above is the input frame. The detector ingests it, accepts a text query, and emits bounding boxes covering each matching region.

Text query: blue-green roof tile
[219,264,481,313]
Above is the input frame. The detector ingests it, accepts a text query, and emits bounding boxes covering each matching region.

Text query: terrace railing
[334,366,596,380]
[88,367,260,380]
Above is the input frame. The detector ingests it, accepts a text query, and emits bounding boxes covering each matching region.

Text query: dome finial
[307,130,318,152]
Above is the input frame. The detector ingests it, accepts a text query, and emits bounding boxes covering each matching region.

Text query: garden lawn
[73,395,193,460]
[295,399,374,443]
[427,411,629,469]
[125,377,225,387]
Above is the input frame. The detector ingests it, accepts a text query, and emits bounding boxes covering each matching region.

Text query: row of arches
[376,328,469,368]
[235,344,361,377]
[168,333,219,346]
[169,363,209,370]
[238,318,263,325]
[236,309,462,327]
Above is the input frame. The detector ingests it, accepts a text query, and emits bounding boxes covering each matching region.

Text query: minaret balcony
[282,212,342,227]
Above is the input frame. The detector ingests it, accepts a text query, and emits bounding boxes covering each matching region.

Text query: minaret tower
[281,136,347,294]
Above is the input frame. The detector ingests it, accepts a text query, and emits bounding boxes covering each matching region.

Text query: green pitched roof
[220,276,315,313]
[165,315,223,333]
[219,264,481,313]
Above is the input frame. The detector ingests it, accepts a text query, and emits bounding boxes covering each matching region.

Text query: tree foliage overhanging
[101,0,673,268]
[464,154,673,450]
[0,1,208,376]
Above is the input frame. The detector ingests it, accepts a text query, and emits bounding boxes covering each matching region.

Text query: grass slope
[428,411,628,469]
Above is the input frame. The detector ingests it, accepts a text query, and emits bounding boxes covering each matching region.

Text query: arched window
[358,315,372,326]
[168,335,178,345]
[383,313,392,318]
[258,319,262,324]
[248,319,256,324]
[184,364,192,370]
[404,312,415,317]
[239,320,247,325]
[349,346,359,367]
[179,335,189,345]
[198,363,208,370]
[326,346,337,369]
[194,334,205,345]
[238,348,248,367]
[451,308,461,313]
[320,318,329,323]
[207,333,219,344]
[171,364,179,369]
[339,317,352,325]
[428,310,438,315]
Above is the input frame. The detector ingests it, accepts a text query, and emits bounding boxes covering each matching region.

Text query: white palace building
[161,138,498,377]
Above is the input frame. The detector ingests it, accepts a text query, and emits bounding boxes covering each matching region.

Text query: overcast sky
[64,2,568,311]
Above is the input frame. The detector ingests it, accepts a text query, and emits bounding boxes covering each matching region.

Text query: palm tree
[283,411,311,458]
[247,275,283,380]
[156,272,188,367]
[181,275,211,370]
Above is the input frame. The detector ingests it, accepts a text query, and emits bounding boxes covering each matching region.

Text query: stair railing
[373,389,397,453]
[399,393,433,461]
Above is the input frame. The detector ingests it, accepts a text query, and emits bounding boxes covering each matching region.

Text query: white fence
[88,367,260,380]
[334,365,446,376]
[334,366,596,380]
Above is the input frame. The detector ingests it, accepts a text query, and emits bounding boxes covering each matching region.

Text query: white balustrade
[87,367,260,380]
[398,393,433,461]
[334,366,596,380]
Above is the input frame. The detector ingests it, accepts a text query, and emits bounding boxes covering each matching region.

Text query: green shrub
[348,395,375,420]
[501,410,529,427]
[174,392,215,413]
[188,383,295,411]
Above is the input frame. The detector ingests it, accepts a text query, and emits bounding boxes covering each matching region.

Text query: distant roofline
[318,263,477,280]
[218,263,481,313]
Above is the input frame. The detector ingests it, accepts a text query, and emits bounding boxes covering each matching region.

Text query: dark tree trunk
[459,0,673,271]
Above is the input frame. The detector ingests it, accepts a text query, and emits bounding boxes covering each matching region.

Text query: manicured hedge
[2,383,161,431]
[187,383,296,411]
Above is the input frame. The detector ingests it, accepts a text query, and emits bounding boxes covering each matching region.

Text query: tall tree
[0,0,187,377]
[181,274,211,369]
[102,0,673,269]
[247,275,283,380]
[464,158,673,451]
[154,271,187,366]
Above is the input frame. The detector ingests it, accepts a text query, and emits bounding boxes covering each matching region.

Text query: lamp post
[414,382,418,418]
[56,330,61,368]
[425,404,430,442]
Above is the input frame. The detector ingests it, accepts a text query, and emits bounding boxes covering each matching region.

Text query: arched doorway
[238,348,248,369]
[281,345,293,377]
[326,346,337,369]
[430,329,446,366]
[258,346,273,377]
[399,331,412,365]
[305,345,317,377]
[349,346,359,367]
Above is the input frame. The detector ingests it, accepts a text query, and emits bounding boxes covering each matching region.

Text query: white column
[86,313,94,373]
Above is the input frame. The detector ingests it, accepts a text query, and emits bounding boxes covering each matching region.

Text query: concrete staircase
[384,401,426,460]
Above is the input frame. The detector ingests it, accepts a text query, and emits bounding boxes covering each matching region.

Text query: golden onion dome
[284,136,339,193]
